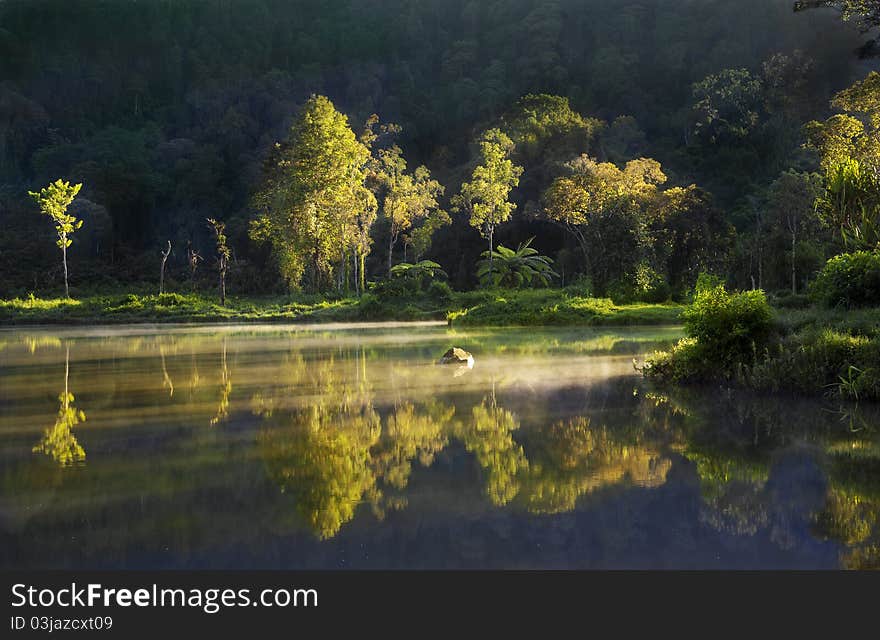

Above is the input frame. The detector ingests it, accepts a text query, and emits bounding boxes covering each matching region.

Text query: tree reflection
[32,346,87,466]
[210,338,231,426]
[519,417,671,515]
[457,395,528,506]
[258,370,678,538]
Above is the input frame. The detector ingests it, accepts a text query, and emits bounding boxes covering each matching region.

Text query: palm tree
[476,237,559,288]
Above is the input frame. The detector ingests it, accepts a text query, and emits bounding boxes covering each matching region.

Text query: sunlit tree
[252,95,372,292]
[453,129,524,281]
[27,179,83,298]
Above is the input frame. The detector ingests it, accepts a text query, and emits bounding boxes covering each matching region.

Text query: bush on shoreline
[811,251,880,309]
[644,282,880,401]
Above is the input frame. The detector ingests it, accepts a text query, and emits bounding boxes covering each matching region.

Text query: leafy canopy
[252,95,372,290]
[28,179,83,248]
[453,128,524,239]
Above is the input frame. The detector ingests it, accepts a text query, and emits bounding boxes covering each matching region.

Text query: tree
[27,179,83,298]
[207,218,231,304]
[251,95,371,292]
[651,185,734,294]
[476,238,558,288]
[765,171,823,293]
[365,128,446,277]
[806,72,880,249]
[32,346,86,467]
[159,240,172,295]
[541,156,667,291]
[187,241,202,292]
[691,69,764,144]
[452,128,523,282]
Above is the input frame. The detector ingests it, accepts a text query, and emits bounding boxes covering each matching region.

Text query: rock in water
[437,347,474,367]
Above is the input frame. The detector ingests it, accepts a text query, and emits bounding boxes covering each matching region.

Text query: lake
[1,322,878,569]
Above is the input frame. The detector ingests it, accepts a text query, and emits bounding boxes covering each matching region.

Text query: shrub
[771,291,812,309]
[811,251,880,308]
[426,280,452,303]
[642,338,713,383]
[156,292,186,306]
[681,285,773,365]
[368,277,421,300]
[563,275,593,297]
[608,264,670,304]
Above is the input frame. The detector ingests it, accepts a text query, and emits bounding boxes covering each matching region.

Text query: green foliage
[691,68,764,143]
[816,159,880,249]
[251,95,372,292]
[0,0,868,298]
[694,272,726,294]
[453,128,523,248]
[811,250,880,307]
[28,179,83,249]
[608,263,670,304]
[389,260,447,283]
[448,289,682,327]
[741,328,880,400]
[475,237,558,288]
[681,285,773,363]
[27,179,83,297]
[541,155,672,293]
[366,127,446,275]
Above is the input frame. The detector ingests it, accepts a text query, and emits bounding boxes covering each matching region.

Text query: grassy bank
[643,286,880,401]
[446,289,682,326]
[0,289,683,327]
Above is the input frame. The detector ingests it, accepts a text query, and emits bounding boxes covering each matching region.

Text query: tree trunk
[160,241,171,295]
[353,252,360,296]
[487,224,494,284]
[791,230,797,295]
[313,239,320,293]
[360,253,366,295]
[62,235,69,299]
[387,227,395,278]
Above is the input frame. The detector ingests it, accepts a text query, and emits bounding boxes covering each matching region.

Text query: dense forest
[0,0,876,297]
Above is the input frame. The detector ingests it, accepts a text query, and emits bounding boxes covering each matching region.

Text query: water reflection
[1,324,879,568]
[32,346,87,466]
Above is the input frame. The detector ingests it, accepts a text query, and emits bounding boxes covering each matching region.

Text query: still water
[1,322,879,569]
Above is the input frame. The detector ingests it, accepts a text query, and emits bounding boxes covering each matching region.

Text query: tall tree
[452,129,523,280]
[252,95,371,292]
[364,122,446,277]
[541,156,667,290]
[806,72,880,248]
[28,179,83,298]
[765,171,823,293]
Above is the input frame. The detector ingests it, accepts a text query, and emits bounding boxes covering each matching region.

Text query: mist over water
[1,323,878,569]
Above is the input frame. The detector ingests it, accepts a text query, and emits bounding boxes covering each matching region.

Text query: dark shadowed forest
[0,0,874,296]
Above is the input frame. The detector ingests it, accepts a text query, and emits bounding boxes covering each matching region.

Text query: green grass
[0,288,684,327]
[446,289,682,327]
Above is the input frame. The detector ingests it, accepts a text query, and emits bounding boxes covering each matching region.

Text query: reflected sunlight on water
[1,323,879,569]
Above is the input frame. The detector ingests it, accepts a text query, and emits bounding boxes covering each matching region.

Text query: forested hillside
[0,0,873,295]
